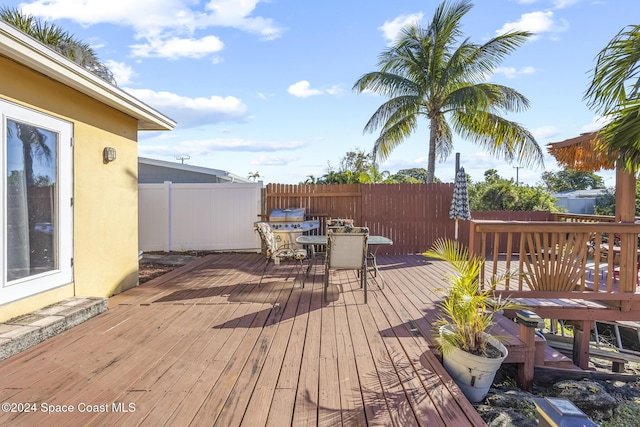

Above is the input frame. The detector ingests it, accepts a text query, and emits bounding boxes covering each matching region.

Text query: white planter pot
[439,325,508,403]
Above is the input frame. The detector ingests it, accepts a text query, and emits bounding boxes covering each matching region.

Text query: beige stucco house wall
[0,22,175,322]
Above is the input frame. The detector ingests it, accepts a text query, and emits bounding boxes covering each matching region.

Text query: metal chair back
[325,227,369,302]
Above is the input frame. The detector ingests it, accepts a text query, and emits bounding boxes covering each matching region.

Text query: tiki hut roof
[546,132,615,172]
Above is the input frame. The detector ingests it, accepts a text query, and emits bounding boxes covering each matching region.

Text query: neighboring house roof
[552,188,611,199]
[139,157,253,183]
[0,21,175,131]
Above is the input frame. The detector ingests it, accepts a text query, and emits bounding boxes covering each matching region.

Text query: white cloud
[139,138,304,158]
[125,88,248,128]
[251,155,300,166]
[104,60,136,85]
[201,0,284,40]
[325,85,344,96]
[531,126,560,140]
[581,115,612,133]
[288,81,342,98]
[288,81,322,98]
[496,11,569,40]
[20,0,200,32]
[130,35,224,59]
[18,0,283,59]
[493,66,536,79]
[378,13,423,45]
[552,0,580,9]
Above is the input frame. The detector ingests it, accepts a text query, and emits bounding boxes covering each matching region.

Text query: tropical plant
[594,182,640,217]
[585,24,640,171]
[424,238,520,356]
[353,0,543,183]
[0,6,116,85]
[303,148,397,184]
[390,168,433,183]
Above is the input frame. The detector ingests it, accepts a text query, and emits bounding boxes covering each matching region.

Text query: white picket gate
[138,181,262,252]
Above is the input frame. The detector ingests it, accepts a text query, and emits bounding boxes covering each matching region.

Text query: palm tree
[585,25,640,171]
[0,7,116,85]
[353,0,543,183]
[9,121,52,187]
[247,171,262,182]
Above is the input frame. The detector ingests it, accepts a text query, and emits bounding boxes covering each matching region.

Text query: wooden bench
[593,351,628,372]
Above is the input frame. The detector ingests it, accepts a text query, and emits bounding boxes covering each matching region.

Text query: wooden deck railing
[469,220,640,306]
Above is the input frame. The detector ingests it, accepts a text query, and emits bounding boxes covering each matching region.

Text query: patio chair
[326,218,354,230]
[254,222,308,287]
[612,259,640,286]
[324,226,369,303]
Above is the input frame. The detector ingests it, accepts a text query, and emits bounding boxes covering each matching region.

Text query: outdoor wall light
[103,147,117,163]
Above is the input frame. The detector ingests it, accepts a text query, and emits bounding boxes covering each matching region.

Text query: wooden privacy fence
[266,183,554,255]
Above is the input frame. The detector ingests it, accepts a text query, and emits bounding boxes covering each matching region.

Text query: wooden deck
[0,253,487,427]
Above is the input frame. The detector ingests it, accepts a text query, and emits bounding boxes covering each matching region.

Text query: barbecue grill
[268,208,319,249]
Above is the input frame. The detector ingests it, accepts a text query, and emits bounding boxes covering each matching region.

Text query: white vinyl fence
[139,181,262,252]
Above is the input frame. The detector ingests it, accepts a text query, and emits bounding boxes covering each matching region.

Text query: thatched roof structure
[546,132,615,171]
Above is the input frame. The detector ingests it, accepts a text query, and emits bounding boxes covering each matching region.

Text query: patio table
[296,234,393,288]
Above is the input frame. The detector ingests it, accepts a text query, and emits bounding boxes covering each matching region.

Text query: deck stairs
[489,312,576,370]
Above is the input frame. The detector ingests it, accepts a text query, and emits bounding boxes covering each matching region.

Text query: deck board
[0,253,492,427]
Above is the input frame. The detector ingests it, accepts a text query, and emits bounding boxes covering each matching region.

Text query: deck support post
[516,310,543,391]
[572,320,592,369]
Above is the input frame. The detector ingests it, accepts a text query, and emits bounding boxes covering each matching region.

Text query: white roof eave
[138,157,253,183]
[0,21,176,131]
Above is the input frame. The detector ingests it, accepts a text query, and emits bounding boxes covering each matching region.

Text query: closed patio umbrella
[449,167,471,240]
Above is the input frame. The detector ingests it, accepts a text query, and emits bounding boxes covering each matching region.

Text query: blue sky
[5,0,639,186]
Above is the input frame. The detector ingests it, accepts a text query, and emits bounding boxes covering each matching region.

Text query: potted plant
[424,238,521,402]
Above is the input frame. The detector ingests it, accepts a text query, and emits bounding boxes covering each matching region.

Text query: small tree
[539,170,605,193]
[390,168,430,183]
[469,169,559,211]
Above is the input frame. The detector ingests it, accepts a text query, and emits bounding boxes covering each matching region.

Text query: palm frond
[0,6,116,85]
[451,110,544,168]
[585,25,640,114]
[372,114,419,161]
[361,95,420,135]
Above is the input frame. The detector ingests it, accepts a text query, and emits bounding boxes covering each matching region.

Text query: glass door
[6,119,58,281]
[2,99,72,303]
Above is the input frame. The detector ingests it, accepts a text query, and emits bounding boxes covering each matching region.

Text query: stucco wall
[0,55,140,320]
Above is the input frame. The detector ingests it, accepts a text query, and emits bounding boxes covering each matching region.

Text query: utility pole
[513,166,522,186]
[176,155,190,164]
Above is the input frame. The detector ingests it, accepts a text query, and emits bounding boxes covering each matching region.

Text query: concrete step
[0,297,108,361]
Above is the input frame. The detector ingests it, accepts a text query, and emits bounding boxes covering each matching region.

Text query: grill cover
[269,208,305,222]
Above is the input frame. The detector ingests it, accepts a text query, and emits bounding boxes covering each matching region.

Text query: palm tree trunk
[427,119,438,183]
